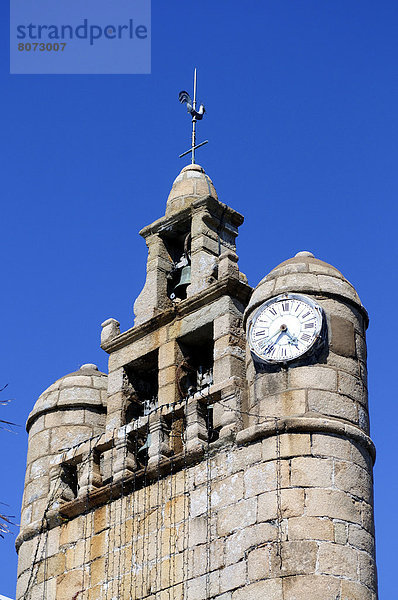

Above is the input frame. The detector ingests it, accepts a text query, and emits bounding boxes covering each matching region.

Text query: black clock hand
[284,329,299,346]
[258,328,280,350]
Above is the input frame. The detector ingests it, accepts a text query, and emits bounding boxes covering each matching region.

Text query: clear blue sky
[1,1,397,597]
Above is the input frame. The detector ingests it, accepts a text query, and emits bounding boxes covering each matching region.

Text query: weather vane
[178,68,208,164]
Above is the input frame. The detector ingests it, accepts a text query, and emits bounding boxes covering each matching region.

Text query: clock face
[248,294,323,364]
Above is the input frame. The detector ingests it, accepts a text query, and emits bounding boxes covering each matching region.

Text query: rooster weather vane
[178,68,208,164]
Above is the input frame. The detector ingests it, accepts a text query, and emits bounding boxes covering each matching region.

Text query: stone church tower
[16,163,377,599]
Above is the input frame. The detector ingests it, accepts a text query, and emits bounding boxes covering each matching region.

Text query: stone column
[134,233,173,325]
[187,207,219,297]
[185,397,208,452]
[147,413,171,468]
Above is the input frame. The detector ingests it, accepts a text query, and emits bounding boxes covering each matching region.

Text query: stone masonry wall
[17,431,377,600]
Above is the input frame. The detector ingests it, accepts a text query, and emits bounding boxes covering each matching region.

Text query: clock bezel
[247,293,324,365]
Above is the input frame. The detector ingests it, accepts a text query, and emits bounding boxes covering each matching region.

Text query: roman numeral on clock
[301,333,311,342]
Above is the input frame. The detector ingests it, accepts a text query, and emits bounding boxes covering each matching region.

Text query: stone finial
[80,363,98,371]
[101,318,120,347]
[295,250,315,258]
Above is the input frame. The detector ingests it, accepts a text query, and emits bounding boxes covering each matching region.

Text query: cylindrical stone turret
[242,251,377,598]
[19,364,107,533]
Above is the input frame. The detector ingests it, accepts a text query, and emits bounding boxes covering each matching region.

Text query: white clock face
[248,294,323,364]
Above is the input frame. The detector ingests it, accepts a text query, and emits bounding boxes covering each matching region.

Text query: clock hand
[284,329,299,346]
[263,330,285,353]
[257,328,280,350]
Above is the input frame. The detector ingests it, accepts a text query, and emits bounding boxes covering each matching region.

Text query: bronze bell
[174,265,191,290]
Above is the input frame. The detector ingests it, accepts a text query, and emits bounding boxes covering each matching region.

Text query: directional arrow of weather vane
[178,68,208,164]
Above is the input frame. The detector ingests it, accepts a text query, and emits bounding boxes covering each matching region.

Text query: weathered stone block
[305,489,361,523]
[221,443,262,477]
[334,521,347,544]
[211,472,244,509]
[244,461,276,497]
[29,455,52,481]
[289,366,337,391]
[247,545,269,581]
[217,497,257,536]
[28,417,45,437]
[88,584,103,600]
[330,314,356,357]
[186,571,219,600]
[24,477,48,505]
[257,390,307,419]
[307,390,357,422]
[334,461,372,502]
[20,504,32,528]
[16,570,31,600]
[164,495,186,527]
[50,425,92,453]
[93,505,109,534]
[31,498,50,522]
[253,370,288,397]
[290,456,333,488]
[358,551,377,587]
[361,502,375,535]
[159,365,177,387]
[225,522,277,565]
[90,530,108,560]
[45,408,86,428]
[190,487,209,519]
[90,556,106,587]
[288,516,334,541]
[27,429,51,463]
[257,489,304,522]
[282,574,340,600]
[270,540,318,577]
[65,539,86,570]
[273,273,320,294]
[17,537,38,575]
[188,515,208,547]
[348,524,375,554]
[317,541,358,579]
[36,553,65,582]
[158,382,178,406]
[214,313,243,340]
[213,354,244,382]
[280,433,311,458]
[56,569,84,600]
[219,561,246,593]
[311,433,351,461]
[341,580,373,600]
[338,371,366,404]
[58,386,102,406]
[351,442,372,471]
[355,332,367,362]
[46,527,60,558]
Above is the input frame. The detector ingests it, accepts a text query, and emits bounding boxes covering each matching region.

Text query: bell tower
[16,168,378,599]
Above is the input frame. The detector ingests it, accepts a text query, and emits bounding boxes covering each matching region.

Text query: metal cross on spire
[178,68,208,164]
